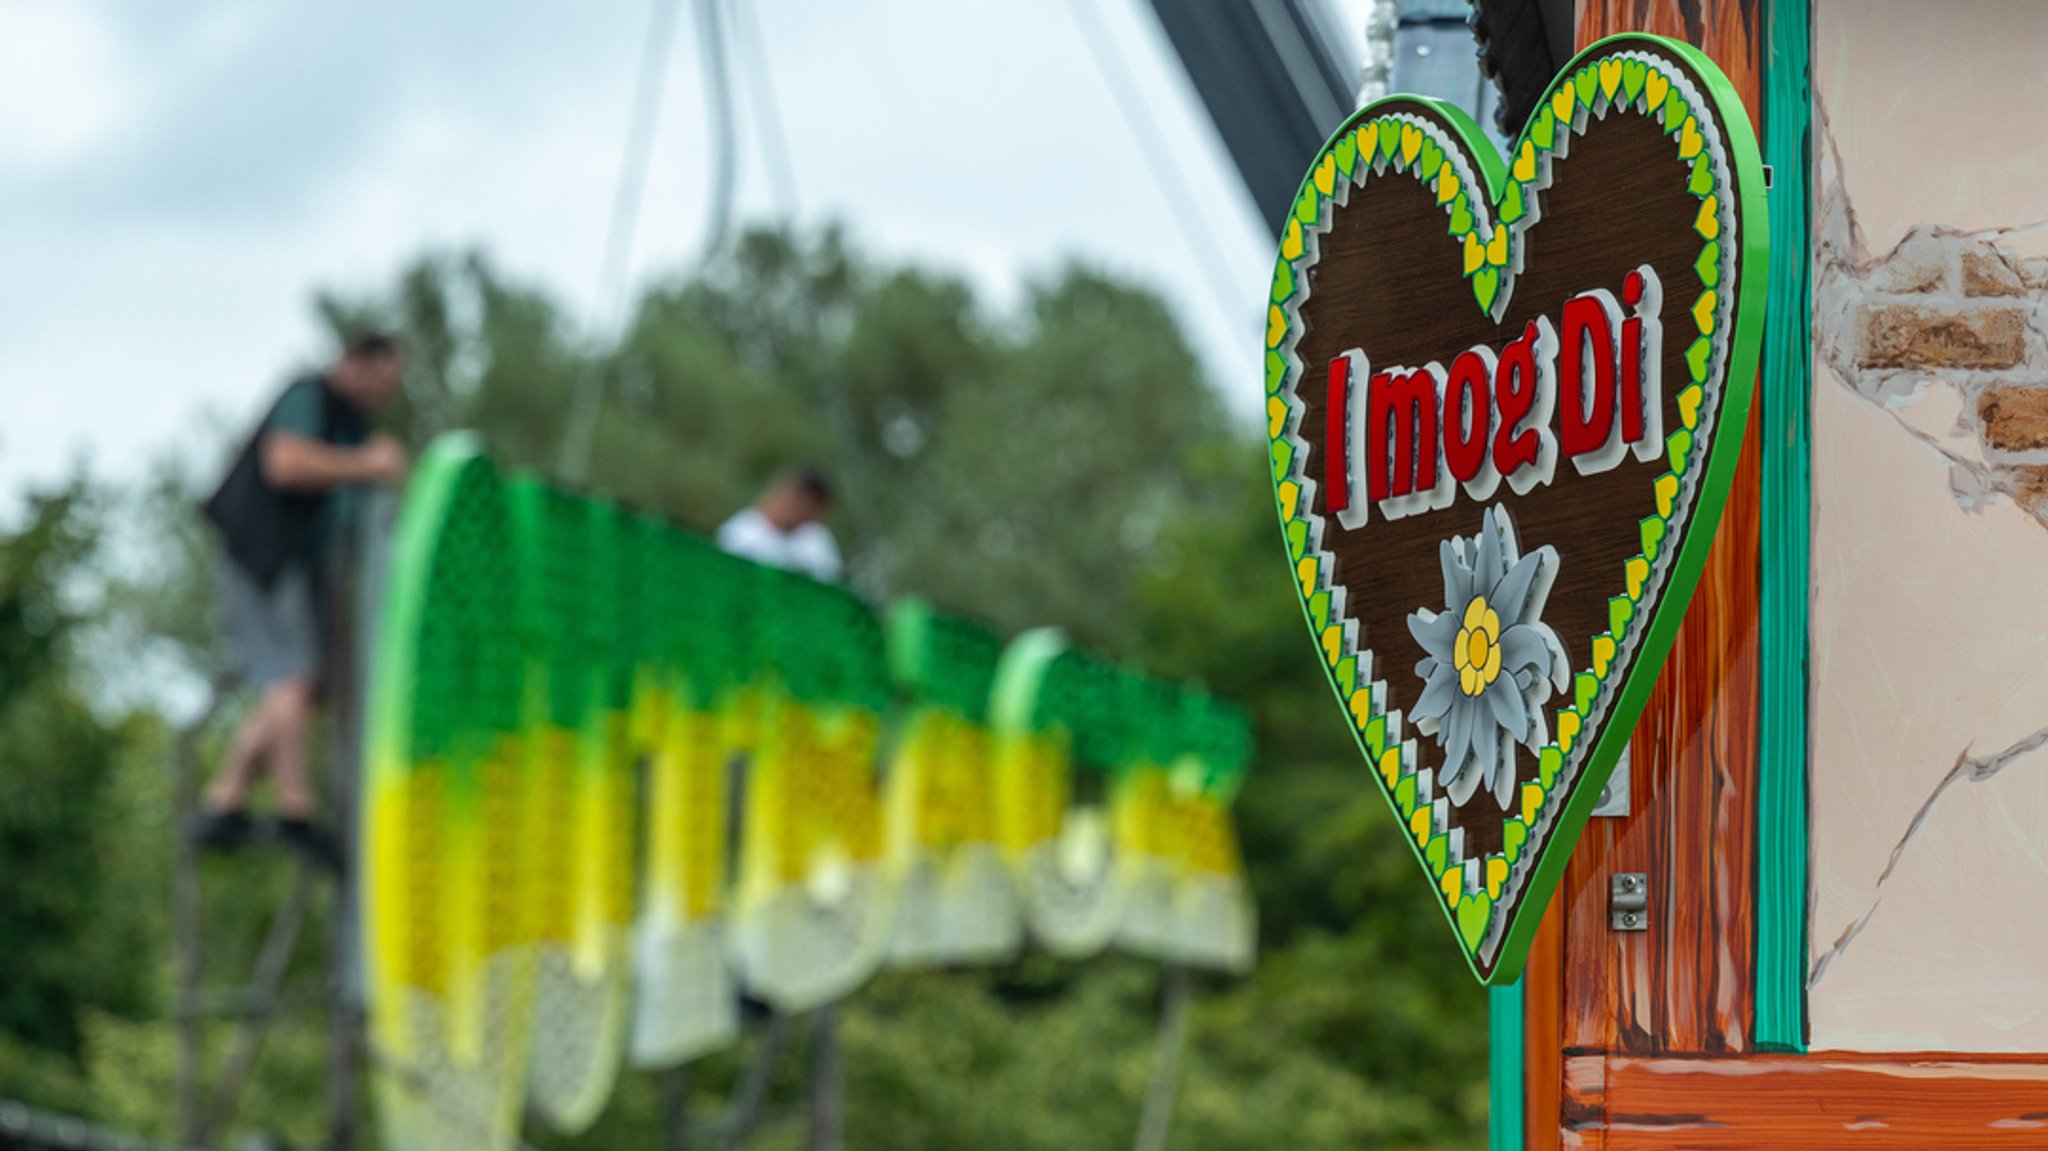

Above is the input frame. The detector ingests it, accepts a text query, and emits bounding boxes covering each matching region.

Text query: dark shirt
[202,375,369,589]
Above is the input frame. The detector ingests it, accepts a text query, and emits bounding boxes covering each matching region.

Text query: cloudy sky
[0,0,1379,507]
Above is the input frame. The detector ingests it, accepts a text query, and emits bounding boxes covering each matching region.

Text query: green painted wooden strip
[1488,980,1524,1151]
[1756,0,1812,1055]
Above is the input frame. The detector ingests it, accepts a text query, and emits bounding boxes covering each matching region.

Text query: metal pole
[558,0,692,483]
[325,489,391,1151]
[203,869,314,1142]
[806,1004,842,1151]
[172,699,212,1148]
[1131,966,1194,1151]
[660,1064,692,1151]
[715,1014,791,1151]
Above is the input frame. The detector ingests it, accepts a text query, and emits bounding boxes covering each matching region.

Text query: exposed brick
[2013,465,2048,518]
[1858,304,2028,370]
[1961,246,2025,297]
[1873,231,1951,294]
[1979,386,2048,452]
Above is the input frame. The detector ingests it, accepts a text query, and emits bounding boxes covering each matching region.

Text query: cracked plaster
[1806,0,2048,1054]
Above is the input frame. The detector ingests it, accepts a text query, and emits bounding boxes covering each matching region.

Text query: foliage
[7,226,1488,1149]
[0,484,158,1060]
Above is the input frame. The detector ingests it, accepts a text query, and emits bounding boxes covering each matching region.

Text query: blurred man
[716,467,841,582]
[192,332,410,869]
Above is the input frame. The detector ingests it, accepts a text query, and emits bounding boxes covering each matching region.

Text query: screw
[1621,875,1640,892]
[1622,912,1640,928]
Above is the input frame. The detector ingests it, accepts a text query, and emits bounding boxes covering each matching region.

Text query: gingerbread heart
[1264,33,1766,983]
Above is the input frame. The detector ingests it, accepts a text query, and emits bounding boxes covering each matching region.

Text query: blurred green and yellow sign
[364,436,1256,1150]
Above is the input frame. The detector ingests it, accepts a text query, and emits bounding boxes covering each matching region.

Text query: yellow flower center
[1467,628,1492,669]
[1451,595,1504,697]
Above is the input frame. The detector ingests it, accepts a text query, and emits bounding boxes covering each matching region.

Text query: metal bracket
[1591,746,1631,817]
[1610,873,1648,931]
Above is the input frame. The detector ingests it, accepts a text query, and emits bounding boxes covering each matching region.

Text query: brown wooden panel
[1560,814,1615,1053]
[1560,1054,1608,1151]
[1524,899,1565,1151]
[1531,3,1764,1144]
[1575,0,1762,113]
[1564,1054,2048,1150]
[1559,0,1762,1046]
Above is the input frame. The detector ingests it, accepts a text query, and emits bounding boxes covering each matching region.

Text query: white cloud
[0,0,1280,508]
[0,0,137,175]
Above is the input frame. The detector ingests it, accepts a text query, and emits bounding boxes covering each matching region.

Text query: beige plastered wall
[1808,0,2048,1053]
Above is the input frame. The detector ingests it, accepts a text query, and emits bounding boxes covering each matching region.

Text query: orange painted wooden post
[1518,4,2048,1147]
[1541,1,1766,1145]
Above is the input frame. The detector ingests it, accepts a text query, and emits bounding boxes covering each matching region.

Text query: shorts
[218,556,320,690]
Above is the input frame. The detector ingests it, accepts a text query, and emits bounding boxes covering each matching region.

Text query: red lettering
[1560,293,1617,459]
[1443,350,1491,484]
[1325,355,1351,513]
[1620,270,1651,449]
[1336,273,1657,516]
[1367,369,1438,501]
[1494,323,1542,476]
[1619,313,1646,446]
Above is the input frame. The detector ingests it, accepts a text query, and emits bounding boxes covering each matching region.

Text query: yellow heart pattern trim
[1625,556,1650,601]
[1409,806,1431,844]
[1556,708,1581,753]
[1314,153,1336,196]
[1440,868,1463,908]
[1377,744,1401,788]
[1436,168,1460,205]
[1655,473,1680,517]
[1268,397,1287,440]
[1520,782,1543,825]
[1485,227,1508,267]
[1598,59,1623,101]
[1463,232,1484,274]
[1645,69,1670,111]
[1401,123,1423,166]
[1679,116,1704,160]
[1513,141,1536,183]
[1266,305,1287,349]
[1277,478,1299,520]
[1592,634,1616,677]
[1296,556,1317,597]
[1678,384,1704,429]
[1281,218,1303,260]
[1485,856,1508,900]
[1320,624,1343,665]
[1550,84,1575,122]
[1692,289,1717,335]
[1357,123,1379,167]
[1695,195,1720,239]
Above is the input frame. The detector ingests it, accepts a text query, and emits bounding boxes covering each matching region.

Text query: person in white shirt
[716,467,843,583]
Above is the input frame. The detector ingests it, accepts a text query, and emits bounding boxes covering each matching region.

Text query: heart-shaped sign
[1265,33,1765,983]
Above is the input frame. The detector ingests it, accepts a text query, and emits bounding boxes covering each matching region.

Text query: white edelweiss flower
[1405,504,1570,811]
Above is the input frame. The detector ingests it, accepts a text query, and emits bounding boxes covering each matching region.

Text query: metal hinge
[1610,873,1648,932]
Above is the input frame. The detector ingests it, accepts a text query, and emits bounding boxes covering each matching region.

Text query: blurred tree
[15,224,1487,1150]
[0,483,156,1061]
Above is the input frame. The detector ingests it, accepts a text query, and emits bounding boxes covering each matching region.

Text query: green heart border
[1263,33,1767,985]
